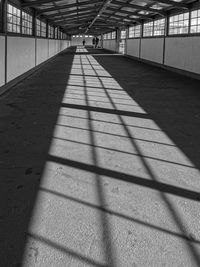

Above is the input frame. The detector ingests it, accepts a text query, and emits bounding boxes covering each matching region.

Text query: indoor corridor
[1,46,200,267]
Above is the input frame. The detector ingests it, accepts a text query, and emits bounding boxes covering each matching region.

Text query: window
[7,4,21,33]
[111,31,116,39]
[41,21,46,37]
[129,25,141,38]
[169,12,189,35]
[107,32,111,39]
[48,25,54,38]
[120,30,126,39]
[154,18,165,36]
[37,19,46,37]
[58,29,61,39]
[105,32,116,40]
[190,9,200,33]
[22,11,32,35]
[36,19,40,36]
[55,27,58,39]
[143,21,153,37]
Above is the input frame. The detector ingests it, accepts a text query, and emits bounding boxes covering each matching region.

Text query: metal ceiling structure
[22,0,198,35]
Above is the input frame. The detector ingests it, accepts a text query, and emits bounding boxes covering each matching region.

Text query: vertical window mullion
[189,9,191,34]
[20,8,22,34]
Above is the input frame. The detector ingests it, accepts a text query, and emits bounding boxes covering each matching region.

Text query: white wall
[36,39,49,65]
[0,37,70,89]
[165,36,200,75]
[125,35,200,76]
[49,39,56,58]
[103,40,116,52]
[127,39,140,58]
[0,36,5,87]
[141,38,164,64]
[49,39,62,57]
[61,40,70,50]
[7,37,35,82]
[71,36,93,46]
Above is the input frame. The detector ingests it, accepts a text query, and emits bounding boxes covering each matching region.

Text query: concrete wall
[0,36,5,87]
[165,36,200,74]
[0,37,70,89]
[103,40,117,52]
[127,39,140,58]
[141,38,164,64]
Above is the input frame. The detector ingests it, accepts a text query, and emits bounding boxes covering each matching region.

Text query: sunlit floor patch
[23,46,200,267]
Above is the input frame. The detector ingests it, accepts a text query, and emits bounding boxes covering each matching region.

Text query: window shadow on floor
[82,48,200,265]
[91,49,200,171]
[0,47,76,266]
[1,46,200,266]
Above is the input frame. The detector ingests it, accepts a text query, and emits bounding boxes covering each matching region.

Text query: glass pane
[191,10,198,18]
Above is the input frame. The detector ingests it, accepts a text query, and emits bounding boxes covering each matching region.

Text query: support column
[3,0,8,84]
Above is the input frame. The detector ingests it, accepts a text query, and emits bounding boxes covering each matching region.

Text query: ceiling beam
[154,0,188,9]
[53,10,96,23]
[85,0,113,33]
[36,0,101,15]
[111,0,166,16]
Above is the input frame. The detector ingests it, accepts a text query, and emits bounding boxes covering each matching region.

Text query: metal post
[4,0,8,84]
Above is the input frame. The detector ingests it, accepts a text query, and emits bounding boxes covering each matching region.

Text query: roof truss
[22,0,196,35]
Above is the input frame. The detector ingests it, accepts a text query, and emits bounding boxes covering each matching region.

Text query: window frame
[143,21,154,37]
[36,18,47,38]
[189,8,200,35]
[168,11,190,36]
[128,24,141,39]
[48,24,54,39]
[7,2,21,35]
[21,9,33,36]
[153,18,165,37]
[120,29,127,39]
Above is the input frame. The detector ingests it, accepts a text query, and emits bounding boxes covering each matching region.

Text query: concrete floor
[1,46,200,267]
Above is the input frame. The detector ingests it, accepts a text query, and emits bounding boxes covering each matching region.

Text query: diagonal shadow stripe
[40,187,200,245]
[27,233,108,267]
[48,155,200,202]
[61,103,148,118]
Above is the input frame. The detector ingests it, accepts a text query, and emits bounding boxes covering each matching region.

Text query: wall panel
[0,36,70,91]
[49,40,55,57]
[127,39,140,58]
[0,36,5,87]
[141,38,164,64]
[36,38,49,65]
[103,40,116,52]
[7,37,35,82]
[165,36,200,74]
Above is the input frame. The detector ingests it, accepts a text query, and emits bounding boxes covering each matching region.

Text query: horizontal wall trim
[102,34,200,42]
[126,34,200,40]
